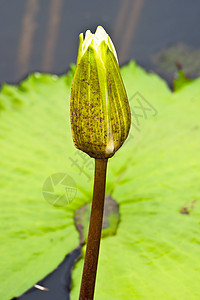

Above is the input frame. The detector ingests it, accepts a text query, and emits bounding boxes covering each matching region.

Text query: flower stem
[79,158,108,300]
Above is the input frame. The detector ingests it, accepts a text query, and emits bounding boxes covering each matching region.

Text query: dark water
[1,0,200,85]
[2,0,200,299]
[15,248,81,300]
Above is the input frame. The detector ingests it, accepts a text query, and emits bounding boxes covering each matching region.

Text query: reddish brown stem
[79,158,108,300]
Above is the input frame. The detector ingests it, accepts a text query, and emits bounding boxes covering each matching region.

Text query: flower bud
[70,26,131,159]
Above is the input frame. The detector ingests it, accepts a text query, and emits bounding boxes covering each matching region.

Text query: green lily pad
[0,70,93,300]
[0,61,200,300]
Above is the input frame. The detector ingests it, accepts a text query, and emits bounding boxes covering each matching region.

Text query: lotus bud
[70,26,131,159]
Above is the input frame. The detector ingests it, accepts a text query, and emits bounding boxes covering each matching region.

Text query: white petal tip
[106,139,115,155]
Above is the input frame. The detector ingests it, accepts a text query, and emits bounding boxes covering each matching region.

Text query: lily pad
[173,70,193,91]
[152,43,200,80]
[0,70,93,300]
[0,61,200,300]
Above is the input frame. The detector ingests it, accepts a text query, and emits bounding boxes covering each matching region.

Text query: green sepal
[76,33,84,66]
